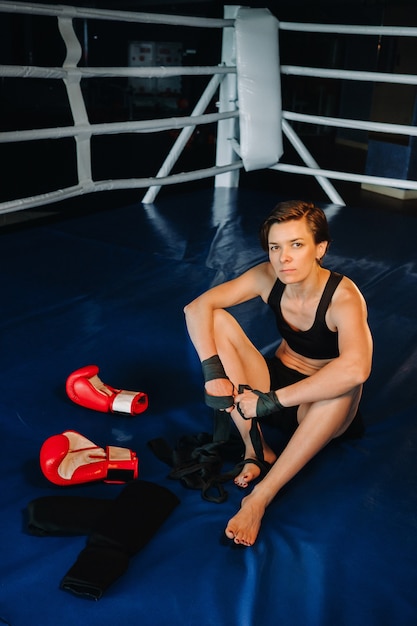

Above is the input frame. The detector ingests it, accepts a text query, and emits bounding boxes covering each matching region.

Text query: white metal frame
[1,1,417,214]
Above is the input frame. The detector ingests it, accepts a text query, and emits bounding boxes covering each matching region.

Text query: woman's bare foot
[225,491,268,546]
[234,448,276,488]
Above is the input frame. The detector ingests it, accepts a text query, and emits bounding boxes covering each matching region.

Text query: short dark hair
[259,200,331,257]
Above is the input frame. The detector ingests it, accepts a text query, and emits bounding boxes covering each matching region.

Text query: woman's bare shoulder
[336,274,366,302]
[247,262,277,301]
[331,274,368,321]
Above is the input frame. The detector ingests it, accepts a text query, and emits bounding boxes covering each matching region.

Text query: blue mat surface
[1,187,417,625]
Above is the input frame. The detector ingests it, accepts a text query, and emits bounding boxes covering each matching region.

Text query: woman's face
[267,217,327,284]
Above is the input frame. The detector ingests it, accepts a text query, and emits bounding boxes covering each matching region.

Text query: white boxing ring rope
[283,112,417,139]
[0,65,235,80]
[280,21,417,37]
[281,65,417,86]
[0,112,239,145]
[1,2,417,215]
[0,1,234,29]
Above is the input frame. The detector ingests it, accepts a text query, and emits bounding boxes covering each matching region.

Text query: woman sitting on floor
[184,200,373,546]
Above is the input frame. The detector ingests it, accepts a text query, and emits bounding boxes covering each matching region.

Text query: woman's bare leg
[229,407,277,487]
[225,386,362,545]
[212,310,276,485]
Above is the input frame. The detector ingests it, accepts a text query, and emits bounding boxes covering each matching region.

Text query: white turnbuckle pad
[235,8,283,171]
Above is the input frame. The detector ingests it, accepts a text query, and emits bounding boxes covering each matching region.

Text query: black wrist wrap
[201,355,228,382]
[253,389,284,418]
[201,355,234,410]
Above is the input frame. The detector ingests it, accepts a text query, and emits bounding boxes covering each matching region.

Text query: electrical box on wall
[128,41,182,96]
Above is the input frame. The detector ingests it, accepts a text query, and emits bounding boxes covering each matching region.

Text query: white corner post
[214,5,240,188]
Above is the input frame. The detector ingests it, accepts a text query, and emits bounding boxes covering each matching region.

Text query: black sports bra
[267,271,343,359]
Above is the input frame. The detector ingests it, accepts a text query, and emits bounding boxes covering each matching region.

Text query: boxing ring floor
[1,186,417,626]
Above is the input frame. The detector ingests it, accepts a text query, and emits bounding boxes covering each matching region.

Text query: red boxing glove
[66,365,148,416]
[40,430,139,486]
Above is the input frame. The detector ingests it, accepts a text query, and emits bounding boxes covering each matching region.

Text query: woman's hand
[234,387,259,419]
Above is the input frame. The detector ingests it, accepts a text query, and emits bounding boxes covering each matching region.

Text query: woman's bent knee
[297,385,363,437]
[213,310,246,346]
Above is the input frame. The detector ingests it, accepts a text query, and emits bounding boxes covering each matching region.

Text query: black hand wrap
[253,389,284,418]
[236,385,284,463]
[236,384,284,420]
[201,355,234,410]
[236,384,253,420]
